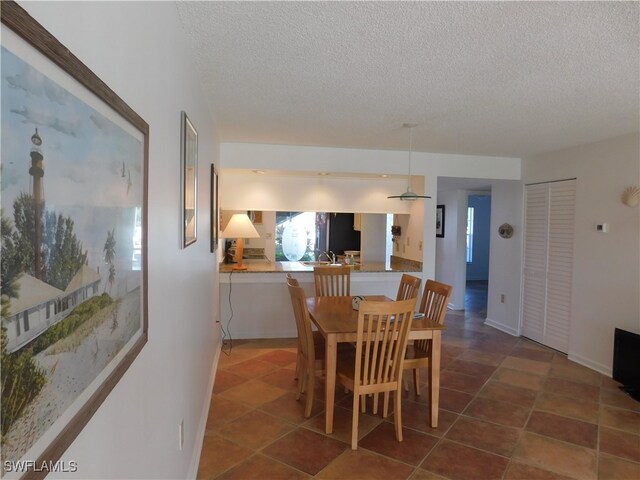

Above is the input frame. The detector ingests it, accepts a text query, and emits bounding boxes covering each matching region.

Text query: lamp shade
[223,213,260,239]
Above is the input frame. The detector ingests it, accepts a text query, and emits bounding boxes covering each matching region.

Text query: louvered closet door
[522,184,549,344]
[521,180,576,353]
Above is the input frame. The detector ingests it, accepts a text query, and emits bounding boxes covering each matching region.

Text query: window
[275,212,323,261]
[466,207,474,263]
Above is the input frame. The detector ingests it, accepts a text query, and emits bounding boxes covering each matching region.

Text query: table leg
[325,335,337,434]
[428,331,441,428]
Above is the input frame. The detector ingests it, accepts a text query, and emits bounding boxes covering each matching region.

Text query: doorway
[465,194,491,315]
[434,178,493,314]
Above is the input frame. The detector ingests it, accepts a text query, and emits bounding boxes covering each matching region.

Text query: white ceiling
[176,1,639,158]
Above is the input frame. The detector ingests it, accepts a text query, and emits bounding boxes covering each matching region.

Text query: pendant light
[387,123,431,200]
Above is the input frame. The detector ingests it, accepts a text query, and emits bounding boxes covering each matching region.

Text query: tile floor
[198,282,640,479]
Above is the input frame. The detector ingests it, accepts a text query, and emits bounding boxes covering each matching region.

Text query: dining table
[306,294,446,435]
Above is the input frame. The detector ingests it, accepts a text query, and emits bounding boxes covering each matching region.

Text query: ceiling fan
[387,123,431,201]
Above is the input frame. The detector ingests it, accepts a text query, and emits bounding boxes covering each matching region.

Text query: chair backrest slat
[314,265,351,296]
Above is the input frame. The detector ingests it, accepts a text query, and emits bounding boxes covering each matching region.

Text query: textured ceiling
[176,1,639,158]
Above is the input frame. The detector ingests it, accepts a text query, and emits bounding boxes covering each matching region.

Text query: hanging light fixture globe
[388,123,431,200]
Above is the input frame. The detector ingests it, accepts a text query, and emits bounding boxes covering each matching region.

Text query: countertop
[219,259,422,274]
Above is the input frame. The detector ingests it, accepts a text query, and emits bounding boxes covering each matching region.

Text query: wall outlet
[179,419,184,451]
[500,294,506,304]
[265,232,272,239]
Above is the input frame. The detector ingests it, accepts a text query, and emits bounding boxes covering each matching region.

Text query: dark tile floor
[198,281,640,479]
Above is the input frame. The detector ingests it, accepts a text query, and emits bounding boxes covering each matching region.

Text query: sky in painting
[1,46,143,271]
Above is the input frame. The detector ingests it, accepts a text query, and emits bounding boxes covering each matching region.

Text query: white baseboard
[448,303,464,311]
[188,336,222,479]
[568,352,612,377]
[484,317,519,337]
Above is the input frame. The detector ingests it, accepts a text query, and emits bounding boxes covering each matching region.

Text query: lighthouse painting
[1,8,148,476]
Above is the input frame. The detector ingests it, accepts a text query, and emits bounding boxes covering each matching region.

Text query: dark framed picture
[181,111,198,248]
[436,205,445,238]
[210,164,219,253]
[1,2,148,477]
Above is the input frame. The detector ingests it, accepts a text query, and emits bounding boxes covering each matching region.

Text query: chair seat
[404,343,431,361]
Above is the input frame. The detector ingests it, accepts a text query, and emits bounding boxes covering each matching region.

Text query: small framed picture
[436,205,445,238]
[181,111,197,248]
[210,164,219,252]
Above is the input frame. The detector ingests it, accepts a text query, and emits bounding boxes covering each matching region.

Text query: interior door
[521,180,576,353]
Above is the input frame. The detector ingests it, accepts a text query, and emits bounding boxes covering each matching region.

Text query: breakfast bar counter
[219,258,422,274]
[219,258,424,339]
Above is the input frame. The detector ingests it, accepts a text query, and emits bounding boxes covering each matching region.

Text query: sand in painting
[1,288,141,463]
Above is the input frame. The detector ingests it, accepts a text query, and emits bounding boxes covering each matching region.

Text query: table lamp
[222,213,260,270]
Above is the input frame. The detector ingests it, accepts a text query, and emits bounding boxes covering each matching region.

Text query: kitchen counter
[219,258,422,274]
[219,257,424,339]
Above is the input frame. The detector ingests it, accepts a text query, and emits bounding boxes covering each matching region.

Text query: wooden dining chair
[396,274,422,301]
[335,297,417,449]
[403,279,452,396]
[314,265,351,296]
[287,277,325,417]
[287,274,327,381]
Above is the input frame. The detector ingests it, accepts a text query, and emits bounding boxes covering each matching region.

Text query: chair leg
[351,391,360,450]
[304,370,314,418]
[394,388,403,442]
[296,365,304,401]
[383,390,390,418]
[295,351,300,380]
[413,368,420,396]
[301,365,308,394]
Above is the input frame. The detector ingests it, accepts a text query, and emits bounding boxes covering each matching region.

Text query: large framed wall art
[0,2,149,478]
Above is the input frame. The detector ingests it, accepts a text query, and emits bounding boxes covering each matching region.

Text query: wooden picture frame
[210,164,219,253]
[181,111,198,248]
[247,210,262,224]
[1,2,148,477]
[436,205,445,238]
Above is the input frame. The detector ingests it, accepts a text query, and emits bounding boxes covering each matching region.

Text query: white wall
[360,214,388,263]
[434,189,468,309]
[522,133,640,374]
[18,2,220,478]
[220,170,414,214]
[486,181,524,336]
